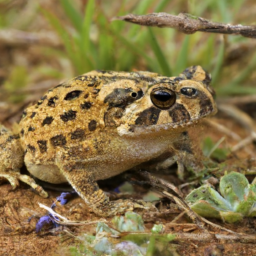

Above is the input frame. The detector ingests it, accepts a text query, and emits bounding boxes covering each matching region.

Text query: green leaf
[41,8,82,73]
[219,172,249,207]
[128,0,154,36]
[4,66,28,103]
[110,29,154,67]
[151,224,163,234]
[112,212,145,232]
[147,27,172,76]
[202,137,229,161]
[186,185,232,211]
[175,35,190,74]
[189,200,221,219]
[226,52,256,88]
[81,0,95,60]
[154,0,170,12]
[211,38,225,85]
[216,86,256,96]
[59,0,82,32]
[219,211,243,223]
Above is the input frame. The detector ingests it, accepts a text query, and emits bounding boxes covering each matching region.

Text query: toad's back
[19,70,161,162]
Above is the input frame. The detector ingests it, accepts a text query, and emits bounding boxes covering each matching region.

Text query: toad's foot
[0,172,48,198]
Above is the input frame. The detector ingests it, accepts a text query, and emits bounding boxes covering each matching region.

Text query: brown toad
[0,66,217,216]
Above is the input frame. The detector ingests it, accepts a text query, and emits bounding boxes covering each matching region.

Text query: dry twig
[38,203,107,226]
[0,29,61,47]
[139,172,239,235]
[113,13,256,38]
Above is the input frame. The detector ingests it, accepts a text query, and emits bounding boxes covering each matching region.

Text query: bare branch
[0,29,61,47]
[113,13,256,38]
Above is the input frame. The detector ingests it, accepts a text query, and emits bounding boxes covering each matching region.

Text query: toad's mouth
[118,107,217,137]
[167,108,217,128]
[167,102,218,128]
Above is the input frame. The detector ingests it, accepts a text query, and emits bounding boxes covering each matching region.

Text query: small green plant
[67,212,175,256]
[112,211,145,232]
[186,171,256,223]
[3,66,28,103]
[202,137,230,161]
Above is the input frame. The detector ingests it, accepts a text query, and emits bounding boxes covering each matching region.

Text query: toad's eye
[180,88,197,97]
[150,88,176,110]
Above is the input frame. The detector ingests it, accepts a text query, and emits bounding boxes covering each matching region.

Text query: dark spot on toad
[60,110,77,122]
[42,116,54,126]
[28,126,35,132]
[92,89,100,94]
[64,90,83,101]
[27,144,36,153]
[88,120,97,131]
[70,129,86,141]
[135,107,161,125]
[22,111,27,118]
[53,83,63,89]
[169,104,190,123]
[37,140,47,153]
[7,134,20,142]
[48,96,58,107]
[30,112,36,118]
[88,82,96,87]
[173,77,184,82]
[104,88,143,109]
[50,134,67,147]
[37,100,43,106]
[37,95,47,106]
[80,102,92,110]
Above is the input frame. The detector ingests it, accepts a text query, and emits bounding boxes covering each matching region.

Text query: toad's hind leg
[57,160,154,216]
[0,126,48,198]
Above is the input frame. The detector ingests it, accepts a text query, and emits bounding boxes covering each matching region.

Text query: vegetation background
[1,0,256,109]
[1,0,256,255]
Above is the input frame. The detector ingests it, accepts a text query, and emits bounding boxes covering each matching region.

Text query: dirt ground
[0,119,256,256]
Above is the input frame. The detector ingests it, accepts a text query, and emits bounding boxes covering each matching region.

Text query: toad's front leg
[141,131,204,179]
[57,161,155,216]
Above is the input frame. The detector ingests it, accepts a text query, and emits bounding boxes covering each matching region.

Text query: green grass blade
[175,35,190,74]
[59,0,82,32]
[216,86,256,96]
[233,0,245,13]
[80,0,95,69]
[211,38,225,85]
[129,0,154,36]
[203,35,214,68]
[147,27,172,76]
[155,0,170,12]
[216,1,230,22]
[226,52,256,88]
[132,0,154,14]
[41,8,83,73]
[110,28,154,68]
[98,17,114,70]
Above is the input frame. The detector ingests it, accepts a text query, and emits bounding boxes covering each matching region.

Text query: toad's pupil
[153,91,173,102]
